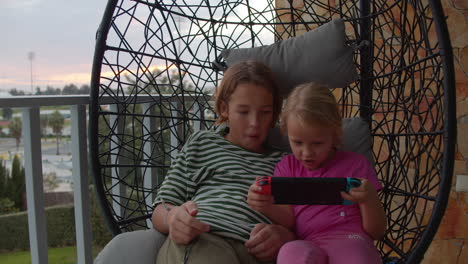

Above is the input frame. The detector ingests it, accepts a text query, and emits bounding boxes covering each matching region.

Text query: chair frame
[89,1,456,263]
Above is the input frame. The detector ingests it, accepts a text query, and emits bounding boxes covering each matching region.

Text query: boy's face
[287,117,336,171]
[220,83,274,153]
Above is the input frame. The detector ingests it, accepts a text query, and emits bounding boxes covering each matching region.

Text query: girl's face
[220,82,274,153]
[287,115,336,171]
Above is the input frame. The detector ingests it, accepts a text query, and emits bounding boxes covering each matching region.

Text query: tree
[9,155,25,210]
[9,117,22,151]
[40,114,49,139]
[49,110,65,155]
[122,68,195,182]
[0,160,8,198]
[2,108,13,120]
[9,88,25,96]
[62,84,79,95]
[78,84,90,95]
[138,69,195,95]
[46,86,61,95]
[36,86,61,95]
[0,160,17,214]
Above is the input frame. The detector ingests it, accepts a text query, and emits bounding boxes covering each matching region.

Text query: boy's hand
[167,201,210,245]
[247,183,274,213]
[245,223,295,261]
[341,178,378,205]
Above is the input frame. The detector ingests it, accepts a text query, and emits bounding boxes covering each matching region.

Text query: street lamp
[27,51,35,94]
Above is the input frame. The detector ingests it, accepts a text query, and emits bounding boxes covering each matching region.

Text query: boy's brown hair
[280,82,343,147]
[214,60,282,125]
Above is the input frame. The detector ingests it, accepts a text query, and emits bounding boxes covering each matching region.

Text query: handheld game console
[255,176,361,205]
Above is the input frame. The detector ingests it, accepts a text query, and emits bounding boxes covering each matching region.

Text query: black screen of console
[271,177,347,205]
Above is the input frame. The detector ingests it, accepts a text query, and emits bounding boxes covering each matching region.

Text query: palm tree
[40,114,49,141]
[9,117,22,151]
[49,110,65,155]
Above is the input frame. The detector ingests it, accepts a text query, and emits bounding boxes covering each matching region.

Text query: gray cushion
[94,228,167,264]
[266,117,373,164]
[221,18,358,96]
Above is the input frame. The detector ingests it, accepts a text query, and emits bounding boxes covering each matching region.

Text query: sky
[0,0,108,93]
[0,0,275,94]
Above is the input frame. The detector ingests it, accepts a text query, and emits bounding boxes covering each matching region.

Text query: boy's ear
[219,100,229,119]
[333,128,343,149]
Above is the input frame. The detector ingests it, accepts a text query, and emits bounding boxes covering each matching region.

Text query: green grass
[0,246,101,264]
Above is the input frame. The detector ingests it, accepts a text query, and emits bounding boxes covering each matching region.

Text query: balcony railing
[0,95,91,264]
[0,94,213,264]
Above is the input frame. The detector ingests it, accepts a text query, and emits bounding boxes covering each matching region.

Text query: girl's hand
[247,183,274,213]
[341,178,386,240]
[167,201,210,245]
[340,179,378,205]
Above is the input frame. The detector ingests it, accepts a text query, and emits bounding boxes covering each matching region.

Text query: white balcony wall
[0,95,91,264]
[0,94,212,263]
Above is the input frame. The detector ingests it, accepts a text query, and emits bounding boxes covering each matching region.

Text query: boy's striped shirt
[154,128,285,242]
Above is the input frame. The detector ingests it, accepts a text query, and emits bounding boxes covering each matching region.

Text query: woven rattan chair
[89,1,456,263]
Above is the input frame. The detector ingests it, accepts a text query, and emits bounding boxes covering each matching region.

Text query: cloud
[0,70,92,92]
[0,77,28,87]
[47,72,91,85]
[1,0,107,92]
[1,0,276,93]
[2,0,41,9]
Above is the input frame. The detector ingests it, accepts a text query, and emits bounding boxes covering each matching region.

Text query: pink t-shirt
[273,151,383,240]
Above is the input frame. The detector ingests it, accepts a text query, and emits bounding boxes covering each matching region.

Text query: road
[0,137,72,157]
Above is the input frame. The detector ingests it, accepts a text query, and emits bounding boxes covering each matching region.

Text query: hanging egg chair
[89,0,456,263]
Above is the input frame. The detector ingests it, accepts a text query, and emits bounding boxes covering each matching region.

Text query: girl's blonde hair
[280,82,343,147]
[214,60,282,125]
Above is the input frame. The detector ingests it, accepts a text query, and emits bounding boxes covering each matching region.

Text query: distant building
[0,120,11,135]
[0,91,12,97]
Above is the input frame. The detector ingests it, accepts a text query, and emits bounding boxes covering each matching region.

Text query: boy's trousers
[156,232,272,264]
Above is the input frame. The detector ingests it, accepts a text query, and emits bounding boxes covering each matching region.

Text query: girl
[152,60,295,264]
[247,82,386,264]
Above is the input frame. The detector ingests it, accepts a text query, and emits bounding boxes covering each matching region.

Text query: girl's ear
[219,100,229,119]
